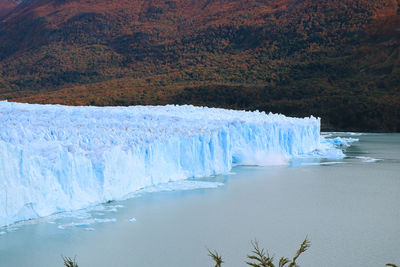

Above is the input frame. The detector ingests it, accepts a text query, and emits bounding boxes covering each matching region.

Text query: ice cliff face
[0,101,322,227]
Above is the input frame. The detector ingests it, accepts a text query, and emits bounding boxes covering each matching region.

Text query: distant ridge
[0,0,399,131]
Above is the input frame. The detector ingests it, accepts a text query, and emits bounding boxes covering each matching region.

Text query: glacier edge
[1,101,325,227]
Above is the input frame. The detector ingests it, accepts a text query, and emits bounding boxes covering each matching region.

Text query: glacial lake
[0,133,399,267]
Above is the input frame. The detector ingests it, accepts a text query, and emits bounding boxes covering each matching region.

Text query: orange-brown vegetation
[0,0,17,17]
[0,0,399,131]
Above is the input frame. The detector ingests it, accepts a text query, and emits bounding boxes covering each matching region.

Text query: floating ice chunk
[320,162,346,165]
[58,218,116,229]
[356,156,382,163]
[128,218,137,222]
[136,181,224,195]
[6,227,18,232]
[324,137,359,148]
[106,208,118,213]
[301,161,345,166]
[92,218,116,223]
[312,136,359,160]
[347,132,364,136]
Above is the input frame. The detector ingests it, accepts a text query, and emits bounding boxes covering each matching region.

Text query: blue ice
[0,101,347,227]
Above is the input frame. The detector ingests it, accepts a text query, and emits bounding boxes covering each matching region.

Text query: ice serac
[0,101,321,227]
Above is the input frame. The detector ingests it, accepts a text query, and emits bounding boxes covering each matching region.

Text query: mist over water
[0,133,399,267]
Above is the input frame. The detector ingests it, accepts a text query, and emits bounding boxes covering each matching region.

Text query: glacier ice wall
[0,101,322,227]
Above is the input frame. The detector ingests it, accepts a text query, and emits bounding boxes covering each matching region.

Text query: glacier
[0,101,337,227]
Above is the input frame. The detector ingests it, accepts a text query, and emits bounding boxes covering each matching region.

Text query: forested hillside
[0,0,17,17]
[0,0,399,131]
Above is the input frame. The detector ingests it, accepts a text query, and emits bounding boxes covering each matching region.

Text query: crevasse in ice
[1,101,326,227]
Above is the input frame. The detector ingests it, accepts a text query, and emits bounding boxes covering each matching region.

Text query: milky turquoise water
[0,133,399,267]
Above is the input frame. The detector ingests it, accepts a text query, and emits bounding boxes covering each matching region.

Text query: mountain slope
[0,0,18,17]
[0,0,399,131]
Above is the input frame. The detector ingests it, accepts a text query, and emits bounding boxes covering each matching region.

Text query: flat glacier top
[0,101,319,153]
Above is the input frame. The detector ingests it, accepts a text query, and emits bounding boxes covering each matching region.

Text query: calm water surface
[0,133,399,267]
